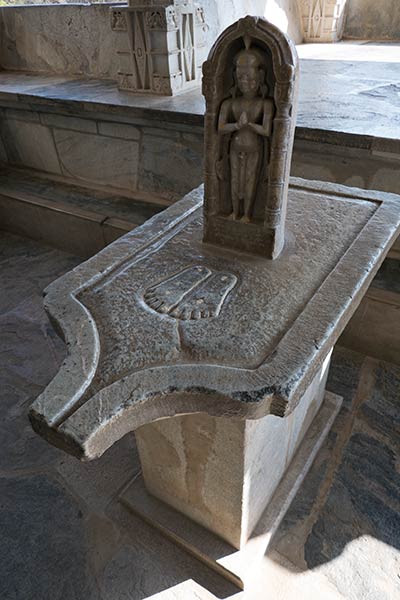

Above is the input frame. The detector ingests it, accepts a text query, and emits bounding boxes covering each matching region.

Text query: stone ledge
[0,167,164,257]
[0,65,398,150]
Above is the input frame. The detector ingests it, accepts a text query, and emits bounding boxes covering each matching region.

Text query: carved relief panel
[202,16,299,259]
[112,0,208,95]
[298,0,348,42]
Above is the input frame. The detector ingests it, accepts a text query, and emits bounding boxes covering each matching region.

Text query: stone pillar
[135,352,331,549]
[111,1,208,95]
[298,0,348,42]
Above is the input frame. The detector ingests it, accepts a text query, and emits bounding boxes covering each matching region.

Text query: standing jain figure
[218,37,274,223]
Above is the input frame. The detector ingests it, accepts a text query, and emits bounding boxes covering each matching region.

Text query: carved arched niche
[202,16,299,259]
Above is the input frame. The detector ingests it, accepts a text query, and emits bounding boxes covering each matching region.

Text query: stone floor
[1,231,399,600]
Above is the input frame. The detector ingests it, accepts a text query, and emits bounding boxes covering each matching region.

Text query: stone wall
[344,0,400,40]
[206,0,303,44]
[0,105,204,202]
[0,1,303,78]
[1,102,400,205]
[0,4,121,78]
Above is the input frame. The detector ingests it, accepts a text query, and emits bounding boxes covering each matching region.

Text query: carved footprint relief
[170,272,237,320]
[144,266,211,315]
[144,266,237,320]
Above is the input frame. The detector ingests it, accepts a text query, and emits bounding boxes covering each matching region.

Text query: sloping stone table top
[30,177,400,460]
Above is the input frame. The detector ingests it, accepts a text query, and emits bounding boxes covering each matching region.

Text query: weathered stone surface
[0,475,98,600]
[29,178,400,460]
[0,233,80,471]
[344,0,400,40]
[104,503,239,598]
[0,4,121,78]
[53,129,139,191]
[114,0,207,96]
[0,44,399,202]
[0,2,303,81]
[40,112,97,133]
[0,119,61,175]
[98,121,140,140]
[57,433,140,512]
[340,286,400,366]
[139,131,203,198]
[136,357,331,548]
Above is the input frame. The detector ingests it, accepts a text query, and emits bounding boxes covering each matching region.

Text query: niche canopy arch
[202,16,299,259]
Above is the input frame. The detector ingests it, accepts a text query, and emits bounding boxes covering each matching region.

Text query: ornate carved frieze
[202,16,299,259]
[112,0,207,95]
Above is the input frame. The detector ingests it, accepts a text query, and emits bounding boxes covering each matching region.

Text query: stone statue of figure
[218,36,274,223]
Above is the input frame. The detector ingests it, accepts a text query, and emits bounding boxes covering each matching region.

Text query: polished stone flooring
[0,42,399,145]
[1,231,399,599]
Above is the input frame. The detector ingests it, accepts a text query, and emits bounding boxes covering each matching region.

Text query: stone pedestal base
[133,352,332,550]
[121,391,342,588]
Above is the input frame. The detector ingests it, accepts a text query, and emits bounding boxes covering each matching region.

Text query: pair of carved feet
[144,266,237,321]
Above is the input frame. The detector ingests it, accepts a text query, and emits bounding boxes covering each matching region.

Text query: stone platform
[1,230,399,600]
[30,177,400,461]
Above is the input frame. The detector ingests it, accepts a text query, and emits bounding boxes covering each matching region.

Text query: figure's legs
[229,150,241,220]
[243,148,262,223]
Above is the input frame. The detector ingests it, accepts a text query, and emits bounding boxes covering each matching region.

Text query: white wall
[208,0,303,43]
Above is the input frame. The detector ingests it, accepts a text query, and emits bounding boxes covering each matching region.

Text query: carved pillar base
[111,1,208,95]
[133,351,332,550]
[299,0,349,43]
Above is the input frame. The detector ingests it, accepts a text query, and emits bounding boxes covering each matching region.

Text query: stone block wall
[0,107,204,202]
[2,103,400,206]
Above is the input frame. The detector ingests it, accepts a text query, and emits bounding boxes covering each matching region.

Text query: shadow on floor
[270,347,400,599]
[0,231,238,600]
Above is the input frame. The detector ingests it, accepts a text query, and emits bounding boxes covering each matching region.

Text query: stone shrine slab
[30,177,400,461]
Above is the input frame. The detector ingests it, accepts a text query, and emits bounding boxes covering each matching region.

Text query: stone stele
[203,16,299,259]
[30,16,400,587]
[111,0,208,95]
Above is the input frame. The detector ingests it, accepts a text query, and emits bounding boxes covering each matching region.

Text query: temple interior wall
[0,1,303,78]
[344,0,400,41]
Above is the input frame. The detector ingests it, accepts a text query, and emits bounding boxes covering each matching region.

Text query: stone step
[0,166,165,258]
